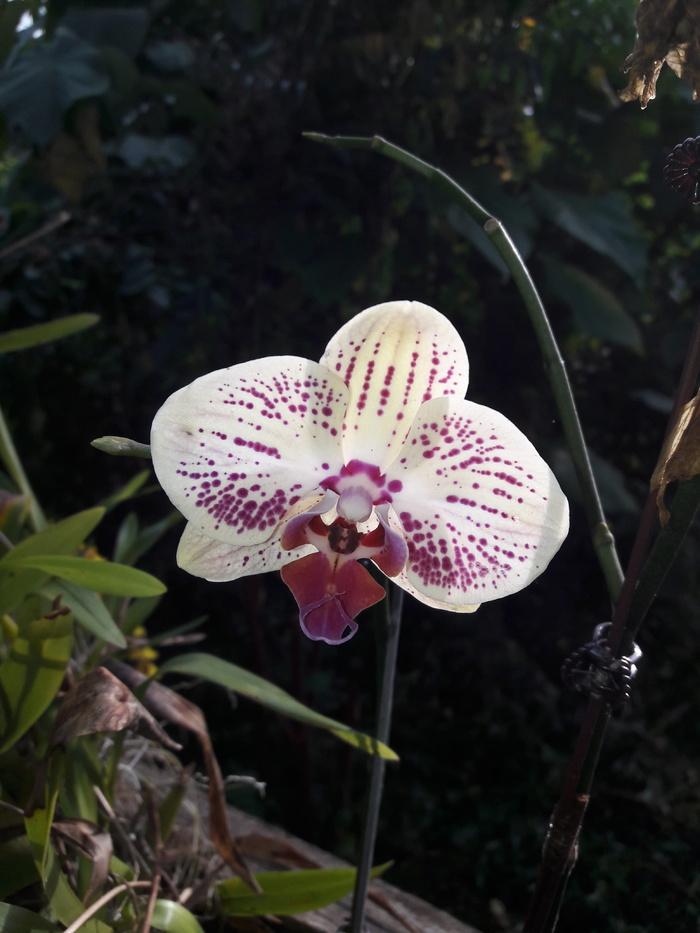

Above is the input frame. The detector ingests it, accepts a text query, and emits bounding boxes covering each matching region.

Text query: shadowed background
[2,1,700,930]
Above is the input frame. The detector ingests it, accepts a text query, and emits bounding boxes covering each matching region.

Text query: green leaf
[2,508,104,561]
[0,314,99,354]
[0,29,110,147]
[150,901,206,933]
[0,612,73,754]
[218,862,392,916]
[0,838,39,899]
[0,903,59,933]
[41,579,126,647]
[159,653,398,761]
[99,470,151,512]
[0,508,104,613]
[6,556,166,597]
[114,511,181,567]
[540,259,642,349]
[532,185,647,281]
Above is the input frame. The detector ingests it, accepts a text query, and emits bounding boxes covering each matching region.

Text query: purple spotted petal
[385,396,569,607]
[151,357,347,546]
[319,301,469,470]
[176,520,317,582]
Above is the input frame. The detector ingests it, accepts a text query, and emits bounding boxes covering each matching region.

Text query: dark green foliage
[2,1,700,931]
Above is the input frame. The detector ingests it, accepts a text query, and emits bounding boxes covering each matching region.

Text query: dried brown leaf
[52,817,113,903]
[650,390,700,523]
[48,666,181,752]
[26,667,181,815]
[620,0,700,107]
[239,832,320,870]
[106,659,261,893]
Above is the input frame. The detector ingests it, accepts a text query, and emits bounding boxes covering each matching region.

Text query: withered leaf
[106,659,261,894]
[620,0,700,108]
[650,389,700,524]
[26,667,182,815]
[52,817,112,903]
[47,666,181,753]
[239,832,320,870]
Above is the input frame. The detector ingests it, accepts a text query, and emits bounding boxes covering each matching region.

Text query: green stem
[0,403,45,532]
[350,585,403,933]
[304,132,624,602]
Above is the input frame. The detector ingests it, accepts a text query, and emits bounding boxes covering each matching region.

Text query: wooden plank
[225,805,484,933]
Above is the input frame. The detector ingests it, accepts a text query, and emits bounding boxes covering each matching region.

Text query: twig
[62,881,151,933]
[0,211,71,261]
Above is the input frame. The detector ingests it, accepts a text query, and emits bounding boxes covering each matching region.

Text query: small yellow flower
[128,625,159,677]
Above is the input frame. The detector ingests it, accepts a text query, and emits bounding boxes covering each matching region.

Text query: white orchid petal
[320,301,469,469]
[151,357,346,546]
[386,396,569,606]
[177,521,316,582]
[393,571,481,613]
[382,508,479,611]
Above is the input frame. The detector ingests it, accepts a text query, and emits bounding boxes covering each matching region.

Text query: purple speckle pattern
[151,301,568,606]
[320,301,469,468]
[176,519,317,582]
[385,397,565,605]
[151,357,347,545]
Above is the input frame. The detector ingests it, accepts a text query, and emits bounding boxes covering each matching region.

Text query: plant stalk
[0,402,46,532]
[523,306,700,932]
[349,585,403,933]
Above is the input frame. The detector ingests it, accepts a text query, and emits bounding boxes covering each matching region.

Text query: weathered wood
[226,805,484,933]
[118,747,482,933]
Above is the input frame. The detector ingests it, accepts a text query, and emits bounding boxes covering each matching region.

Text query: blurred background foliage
[2,0,700,930]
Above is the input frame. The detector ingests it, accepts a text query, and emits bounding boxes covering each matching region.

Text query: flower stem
[0,402,45,532]
[349,585,403,933]
[304,132,624,602]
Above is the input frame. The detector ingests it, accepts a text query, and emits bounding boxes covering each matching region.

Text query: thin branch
[62,881,151,933]
[0,211,71,261]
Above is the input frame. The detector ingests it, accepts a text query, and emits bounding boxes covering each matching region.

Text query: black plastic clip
[561,622,642,709]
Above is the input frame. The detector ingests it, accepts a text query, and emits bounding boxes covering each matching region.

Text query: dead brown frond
[620,0,700,107]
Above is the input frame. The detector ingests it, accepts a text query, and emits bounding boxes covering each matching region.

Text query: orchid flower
[151,301,569,645]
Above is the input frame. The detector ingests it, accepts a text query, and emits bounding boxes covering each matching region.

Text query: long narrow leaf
[42,579,126,648]
[0,314,99,354]
[0,508,104,561]
[159,653,398,760]
[218,862,391,916]
[6,556,166,597]
[0,903,59,933]
[0,612,73,754]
